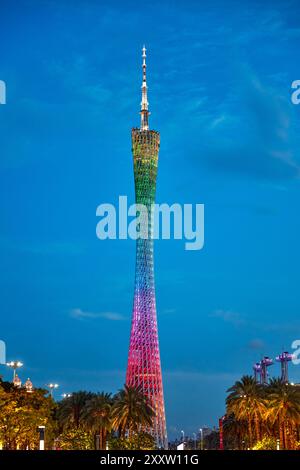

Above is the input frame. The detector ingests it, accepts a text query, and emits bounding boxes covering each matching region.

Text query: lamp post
[61,393,72,399]
[276,438,280,450]
[46,383,59,397]
[193,433,197,450]
[181,430,184,443]
[199,428,203,450]
[6,361,23,380]
[219,416,226,450]
[38,426,45,450]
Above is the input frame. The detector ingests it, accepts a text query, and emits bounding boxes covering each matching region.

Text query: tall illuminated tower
[126,46,168,449]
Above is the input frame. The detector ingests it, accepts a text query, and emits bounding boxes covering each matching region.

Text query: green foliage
[0,380,156,451]
[134,432,156,450]
[57,391,94,429]
[82,392,112,450]
[108,437,128,450]
[225,375,300,450]
[56,428,94,450]
[111,385,154,437]
[108,432,156,450]
[0,381,57,449]
[252,436,277,450]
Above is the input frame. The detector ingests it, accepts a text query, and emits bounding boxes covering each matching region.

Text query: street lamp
[61,393,72,399]
[199,428,203,450]
[46,383,59,397]
[193,432,197,450]
[38,426,45,450]
[181,430,184,443]
[6,361,23,380]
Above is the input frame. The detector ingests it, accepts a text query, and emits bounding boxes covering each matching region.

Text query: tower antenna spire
[140,45,150,131]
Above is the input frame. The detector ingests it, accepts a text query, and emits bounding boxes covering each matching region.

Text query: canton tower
[126,46,168,449]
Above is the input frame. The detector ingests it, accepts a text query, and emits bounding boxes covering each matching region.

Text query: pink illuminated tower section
[126,47,168,449]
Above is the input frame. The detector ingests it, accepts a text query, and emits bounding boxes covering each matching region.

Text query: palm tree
[111,385,154,438]
[83,393,112,450]
[57,391,94,430]
[223,414,248,449]
[226,375,266,447]
[265,379,300,449]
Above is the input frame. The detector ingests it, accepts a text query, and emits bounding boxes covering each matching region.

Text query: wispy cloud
[247,338,266,350]
[211,308,300,335]
[161,308,177,315]
[210,309,246,327]
[46,55,113,106]
[202,66,300,181]
[69,308,126,321]
[209,114,227,129]
[54,367,124,379]
[24,242,86,256]
[0,239,87,256]
[161,56,300,183]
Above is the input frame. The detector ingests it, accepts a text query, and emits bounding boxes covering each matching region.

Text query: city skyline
[1,0,300,440]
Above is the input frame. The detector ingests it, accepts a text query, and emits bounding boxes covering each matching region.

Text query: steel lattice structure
[126,47,168,449]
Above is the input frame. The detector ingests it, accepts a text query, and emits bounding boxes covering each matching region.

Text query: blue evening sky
[1,0,300,439]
